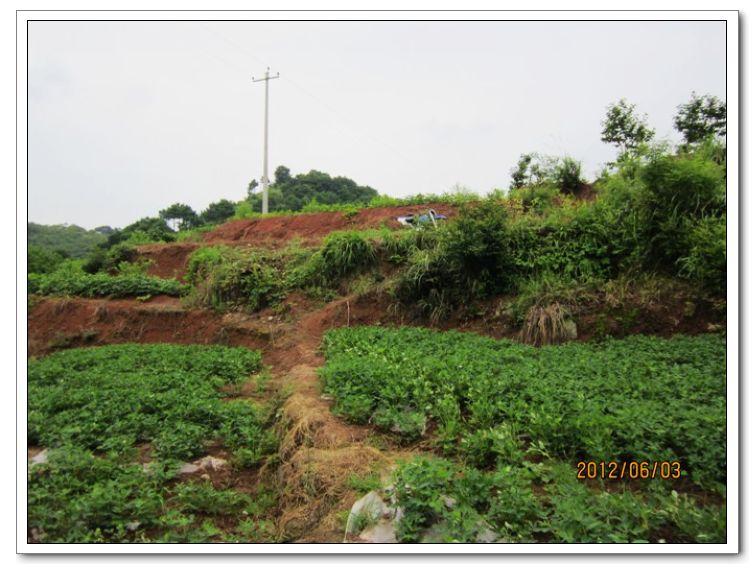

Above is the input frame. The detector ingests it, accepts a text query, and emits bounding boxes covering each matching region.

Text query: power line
[197,23,420,180]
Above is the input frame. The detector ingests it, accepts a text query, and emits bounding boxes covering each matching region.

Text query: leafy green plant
[27,343,277,543]
[320,327,725,487]
[28,344,263,458]
[508,183,560,214]
[28,265,184,298]
[172,481,253,515]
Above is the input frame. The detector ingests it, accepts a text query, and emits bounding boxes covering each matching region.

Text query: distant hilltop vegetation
[27,222,111,259]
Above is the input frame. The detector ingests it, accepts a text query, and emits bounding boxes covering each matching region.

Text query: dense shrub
[27,245,65,274]
[679,215,726,295]
[552,157,583,194]
[318,231,376,278]
[397,200,513,315]
[639,154,725,267]
[185,246,287,311]
[300,231,377,288]
[397,199,624,317]
[508,183,560,213]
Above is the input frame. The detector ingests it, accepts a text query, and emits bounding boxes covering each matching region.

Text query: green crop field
[27,344,279,543]
[320,327,726,543]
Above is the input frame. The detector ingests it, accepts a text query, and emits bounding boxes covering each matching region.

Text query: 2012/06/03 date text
[576,461,682,480]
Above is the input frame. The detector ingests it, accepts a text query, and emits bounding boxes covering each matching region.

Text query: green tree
[159,203,199,231]
[552,157,583,194]
[601,99,655,159]
[247,167,378,213]
[28,245,65,274]
[510,154,534,190]
[200,200,236,225]
[27,223,106,259]
[84,217,176,273]
[93,226,115,236]
[274,165,292,186]
[674,93,726,145]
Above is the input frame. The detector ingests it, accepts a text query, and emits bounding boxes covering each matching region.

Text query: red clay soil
[136,203,459,280]
[201,203,458,244]
[26,297,272,356]
[138,243,201,280]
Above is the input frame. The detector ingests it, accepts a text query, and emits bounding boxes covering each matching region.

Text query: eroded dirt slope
[137,203,458,280]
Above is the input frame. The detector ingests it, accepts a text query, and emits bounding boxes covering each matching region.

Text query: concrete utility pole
[252,67,280,214]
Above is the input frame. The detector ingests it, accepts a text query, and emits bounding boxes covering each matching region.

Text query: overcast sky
[27,19,726,229]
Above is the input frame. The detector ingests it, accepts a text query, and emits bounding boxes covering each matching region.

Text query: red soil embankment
[201,203,458,244]
[137,203,458,280]
[26,297,272,356]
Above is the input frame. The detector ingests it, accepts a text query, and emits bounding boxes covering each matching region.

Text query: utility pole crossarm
[252,67,280,214]
[252,70,280,83]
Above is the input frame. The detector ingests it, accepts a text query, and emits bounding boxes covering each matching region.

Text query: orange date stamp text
[576,460,682,480]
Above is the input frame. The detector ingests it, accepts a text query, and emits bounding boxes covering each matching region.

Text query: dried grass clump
[518,302,574,346]
[276,446,388,541]
[278,395,334,460]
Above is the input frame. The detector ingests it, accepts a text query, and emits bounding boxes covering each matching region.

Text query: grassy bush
[679,215,726,296]
[506,273,599,323]
[639,154,725,268]
[299,230,377,288]
[552,156,583,194]
[396,200,513,316]
[396,199,619,318]
[185,246,287,311]
[508,183,560,214]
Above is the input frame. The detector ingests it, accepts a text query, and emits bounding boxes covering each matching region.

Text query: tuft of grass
[518,302,573,346]
[307,231,376,286]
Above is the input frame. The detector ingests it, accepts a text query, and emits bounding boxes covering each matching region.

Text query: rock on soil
[345,491,392,535]
[195,456,227,472]
[359,521,398,544]
[30,449,48,465]
[344,490,400,543]
[178,462,200,475]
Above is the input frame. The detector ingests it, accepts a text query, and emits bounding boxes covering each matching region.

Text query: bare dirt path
[256,296,394,542]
